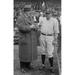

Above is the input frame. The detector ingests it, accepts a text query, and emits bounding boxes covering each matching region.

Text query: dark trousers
[20,61,30,69]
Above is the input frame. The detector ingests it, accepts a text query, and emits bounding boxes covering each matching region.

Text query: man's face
[46,13,52,20]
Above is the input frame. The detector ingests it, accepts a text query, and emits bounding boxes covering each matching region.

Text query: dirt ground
[14,45,61,75]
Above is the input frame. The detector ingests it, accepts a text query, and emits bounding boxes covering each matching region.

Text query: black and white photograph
[14,0,61,75]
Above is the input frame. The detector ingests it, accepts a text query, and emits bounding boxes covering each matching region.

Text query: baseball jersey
[39,16,59,34]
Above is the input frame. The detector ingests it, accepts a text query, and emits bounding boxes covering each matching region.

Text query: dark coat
[17,12,38,62]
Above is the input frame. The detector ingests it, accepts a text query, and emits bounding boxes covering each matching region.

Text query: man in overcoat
[16,8,38,72]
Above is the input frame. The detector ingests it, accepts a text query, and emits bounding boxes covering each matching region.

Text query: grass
[14,45,61,75]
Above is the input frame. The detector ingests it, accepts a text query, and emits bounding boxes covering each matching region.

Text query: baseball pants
[40,34,54,58]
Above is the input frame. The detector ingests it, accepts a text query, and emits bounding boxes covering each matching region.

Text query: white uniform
[39,16,59,57]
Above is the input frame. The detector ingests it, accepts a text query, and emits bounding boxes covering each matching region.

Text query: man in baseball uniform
[38,10,59,73]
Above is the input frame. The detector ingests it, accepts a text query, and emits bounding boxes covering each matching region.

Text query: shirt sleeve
[53,18,59,34]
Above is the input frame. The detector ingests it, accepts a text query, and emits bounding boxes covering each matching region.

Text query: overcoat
[17,12,38,62]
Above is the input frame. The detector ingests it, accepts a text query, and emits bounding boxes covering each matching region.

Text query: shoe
[42,64,45,68]
[39,64,45,70]
[21,68,26,73]
[50,67,55,73]
[27,65,34,70]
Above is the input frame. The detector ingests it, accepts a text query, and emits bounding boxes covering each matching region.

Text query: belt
[41,32,53,36]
